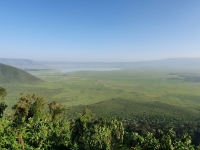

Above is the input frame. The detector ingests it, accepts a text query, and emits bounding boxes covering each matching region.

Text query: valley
[1,61,200,147]
[2,65,200,117]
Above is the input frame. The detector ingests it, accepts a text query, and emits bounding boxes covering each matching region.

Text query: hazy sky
[0,0,200,62]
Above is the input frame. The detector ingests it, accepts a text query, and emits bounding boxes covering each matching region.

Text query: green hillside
[67,98,200,141]
[0,63,44,84]
[68,98,199,122]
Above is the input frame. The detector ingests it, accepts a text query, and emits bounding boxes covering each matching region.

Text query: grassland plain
[2,67,200,116]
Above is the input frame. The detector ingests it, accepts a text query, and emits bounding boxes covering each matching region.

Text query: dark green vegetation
[2,64,200,149]
[0,87,7,118]
[0,63,44,84]
[68,98,199,122]
[0,92,198,149]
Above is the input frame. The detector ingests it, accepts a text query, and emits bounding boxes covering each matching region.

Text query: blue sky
[0,0,200,62]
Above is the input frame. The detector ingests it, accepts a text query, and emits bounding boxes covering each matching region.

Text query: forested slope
[68,98,198,121]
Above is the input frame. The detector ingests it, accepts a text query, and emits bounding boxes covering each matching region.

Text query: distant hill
[40,57,200,69]
[1,57,200,70]
[0,58,45,69]
[0,63,44,84]
[130,57,200,67]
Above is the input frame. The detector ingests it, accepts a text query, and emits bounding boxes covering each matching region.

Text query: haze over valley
[1,1,200,149]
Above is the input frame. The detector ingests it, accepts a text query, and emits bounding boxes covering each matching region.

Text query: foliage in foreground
[0,90,199,149]
[0,113,197,150]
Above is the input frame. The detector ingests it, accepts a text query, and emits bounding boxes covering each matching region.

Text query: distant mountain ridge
[0,58,45,69]
[1,57,200,69]
[0,63,44,84]
[131,57,200,67]
[40,57,200,68]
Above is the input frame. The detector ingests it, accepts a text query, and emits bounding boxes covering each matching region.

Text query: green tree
[28,94,47,120]
[12,94,47,125]
[71,109,124,150]
[0,87,7,100]
[48,101,66,121]
[0,87,7,118]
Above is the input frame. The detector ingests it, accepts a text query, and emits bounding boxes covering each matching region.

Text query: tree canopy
[0,89,200,149]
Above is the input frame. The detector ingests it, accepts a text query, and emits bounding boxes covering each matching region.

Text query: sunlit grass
[2,68,200,112]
